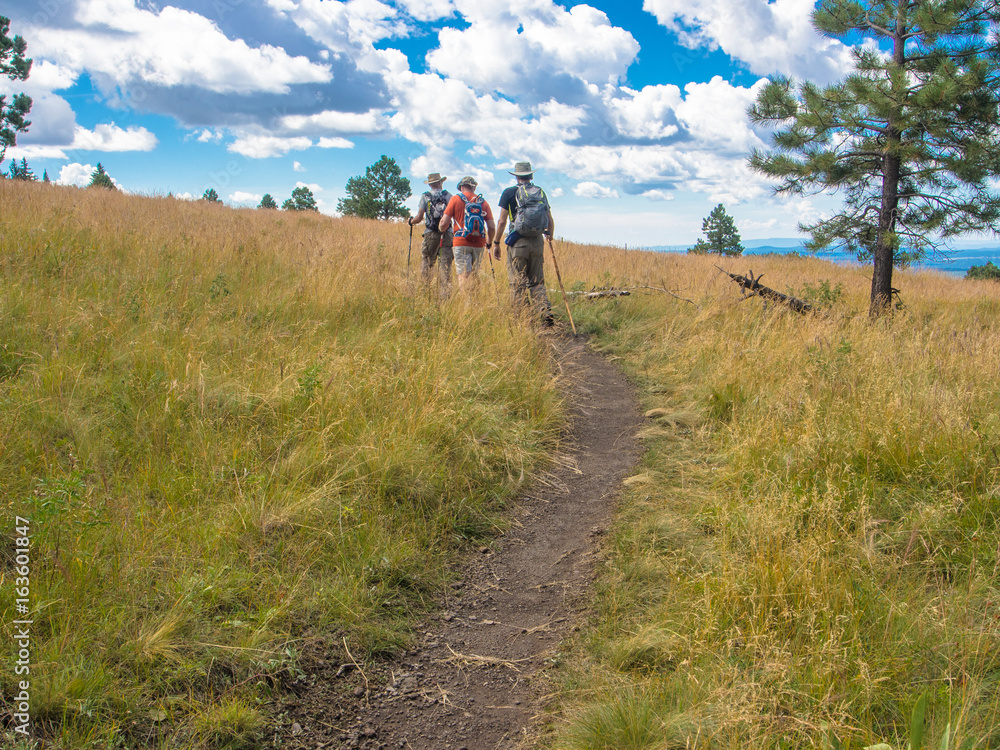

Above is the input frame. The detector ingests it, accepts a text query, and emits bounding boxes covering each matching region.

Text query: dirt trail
[274,335,643,749]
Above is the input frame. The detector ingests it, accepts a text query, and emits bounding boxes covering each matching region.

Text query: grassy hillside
[0,181,562,748]
[3,179,998,749]
[547,245,1000,748]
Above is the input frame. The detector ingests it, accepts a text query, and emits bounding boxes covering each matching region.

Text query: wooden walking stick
[547,236,576,335]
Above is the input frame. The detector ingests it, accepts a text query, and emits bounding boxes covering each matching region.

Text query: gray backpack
[513,184,549,238]
[425,190,450,230]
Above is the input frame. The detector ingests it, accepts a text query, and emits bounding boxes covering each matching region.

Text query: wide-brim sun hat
[508,161,536,176]
[457,176,478,189]
[424,172,447,184]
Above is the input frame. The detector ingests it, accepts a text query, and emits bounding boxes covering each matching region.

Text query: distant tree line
[4,156,325,211]
[197,186,319,211]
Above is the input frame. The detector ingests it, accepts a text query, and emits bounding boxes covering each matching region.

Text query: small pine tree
[42,168,48,183]
[202,188,221,203]
[689,204,743,256]
[7,156,34,180]
[258,193,277,209]
[88,162,116,190]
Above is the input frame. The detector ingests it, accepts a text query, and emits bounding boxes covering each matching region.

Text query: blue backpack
[455,194,487,240]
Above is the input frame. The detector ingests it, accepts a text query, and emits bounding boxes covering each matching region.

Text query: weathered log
[718,267,814,314]
[552,286,697,306]
[564,289,632,298]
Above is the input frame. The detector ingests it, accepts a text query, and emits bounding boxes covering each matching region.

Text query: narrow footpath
[274,335,644,749]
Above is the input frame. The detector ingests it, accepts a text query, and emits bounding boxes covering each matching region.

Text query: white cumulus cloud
[230,191,263,204]
[56,163,95,187]
[228,134,314,158]
[574,181,620,199]
[427,1,638,96]
[317,137,354,149]
[605,85,682,140]
[72,123,158,152]
[643,0,854,83]
[279,109,387,135]
[26,2,331,95]
[641,189,674,201]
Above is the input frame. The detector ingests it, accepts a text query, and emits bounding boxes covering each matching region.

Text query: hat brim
[424,176,448,184]
[508,169,536,176]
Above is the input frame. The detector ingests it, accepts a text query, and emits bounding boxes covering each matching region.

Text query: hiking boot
[542,313,555,327]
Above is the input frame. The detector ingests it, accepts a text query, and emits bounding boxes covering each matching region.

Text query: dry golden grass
[0,180,563,748]
[547,236,1000,750]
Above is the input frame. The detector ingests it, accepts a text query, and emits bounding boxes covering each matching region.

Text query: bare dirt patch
[269,335,643,749]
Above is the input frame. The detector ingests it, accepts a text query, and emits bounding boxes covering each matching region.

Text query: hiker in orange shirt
[438,176,496,291]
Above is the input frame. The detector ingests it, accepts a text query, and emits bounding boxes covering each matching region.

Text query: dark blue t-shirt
[498,185,519,221]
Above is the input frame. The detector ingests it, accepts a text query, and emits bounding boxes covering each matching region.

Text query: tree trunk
[869,0,907,319]
[870,156,899,317]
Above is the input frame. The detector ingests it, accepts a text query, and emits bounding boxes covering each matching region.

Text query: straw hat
[508,161,536,176]
[424,172,447,184]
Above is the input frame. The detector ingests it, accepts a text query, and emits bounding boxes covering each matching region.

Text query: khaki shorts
[454,245,484,275]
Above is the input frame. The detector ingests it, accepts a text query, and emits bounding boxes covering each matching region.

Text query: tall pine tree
[282,186,318,211]
[0,15,31,165]
[748,0,1000,316]
[337,155,411,220]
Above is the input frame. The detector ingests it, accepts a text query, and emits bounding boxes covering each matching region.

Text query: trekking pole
[407,221,413,276]
[486,243,497,283]
[547,236,577,335]
[439,232,448,297]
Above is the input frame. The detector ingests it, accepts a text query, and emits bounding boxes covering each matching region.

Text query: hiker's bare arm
[495,208,509,239]
[438,211,452,233]
[545,211,555,238]
[409,206,425,226]
[486,217,496,247]
[493,209,508,258]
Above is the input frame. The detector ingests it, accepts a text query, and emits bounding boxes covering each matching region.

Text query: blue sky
[2,0,858,246]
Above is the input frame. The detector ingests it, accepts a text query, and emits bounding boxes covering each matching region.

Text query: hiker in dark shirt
[493,161,555,325]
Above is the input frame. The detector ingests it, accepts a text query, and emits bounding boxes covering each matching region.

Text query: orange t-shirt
[443,192,493,248]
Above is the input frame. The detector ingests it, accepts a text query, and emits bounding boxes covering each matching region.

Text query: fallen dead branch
[552,285,698,306]
[565,288,631,298]
[717,267,814,314]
